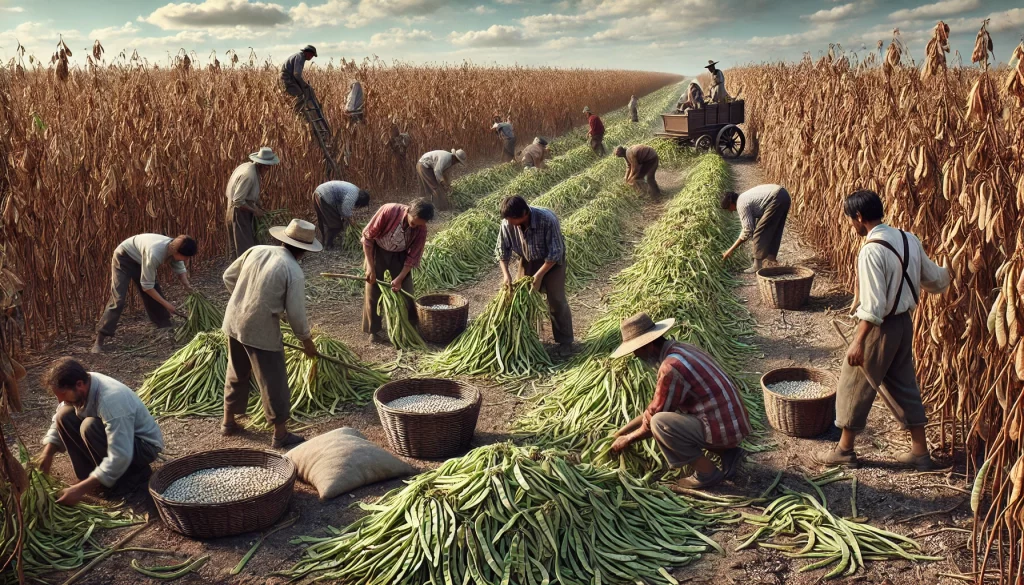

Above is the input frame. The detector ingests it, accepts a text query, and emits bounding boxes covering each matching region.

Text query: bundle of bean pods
[138,330,231,418]
[1,448,141,583]
[423,277,553,380]
[174,291,224,343]
[254,208,289,245]
[378,270,427,351]
[280,443,730,584]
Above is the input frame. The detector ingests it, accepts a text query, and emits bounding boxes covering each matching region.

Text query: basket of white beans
[414,294,470,345]
[149,448,296,538]
[374,378,482,459]
[761,367,838,438]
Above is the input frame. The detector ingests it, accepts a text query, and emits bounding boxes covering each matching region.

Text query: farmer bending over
[37,357,163,505]
[610,313,751,489]
[521,137,549,170]
[615,144,661,197]
[492,116,516,163]
[312,180,370,249]
[721,184,792,273]
[417,148,466,211]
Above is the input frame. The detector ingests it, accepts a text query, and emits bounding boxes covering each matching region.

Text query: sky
[0,0,1022,75]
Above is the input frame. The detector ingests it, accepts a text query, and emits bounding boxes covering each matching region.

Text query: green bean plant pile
[280,443,730,585]
[1,449,141,584]
[139,330,231,418]
[377,270,427,351]
[424,277,552,380]
[174,291,224,343]
[254,208,290,245]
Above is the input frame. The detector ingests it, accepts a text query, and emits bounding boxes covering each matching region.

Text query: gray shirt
[223,245,312,351]
[419,150,456,183]
[281,51,308,87]
[492,122,514,140]
[497,206,566,264]
[116,234,187,290]
[315,181,360,218]
[736,184,785,240]
[43,372,164,488]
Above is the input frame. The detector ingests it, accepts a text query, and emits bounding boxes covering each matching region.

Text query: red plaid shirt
[640,341,752,448]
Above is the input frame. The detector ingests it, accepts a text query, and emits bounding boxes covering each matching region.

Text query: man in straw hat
[361,199,435,343]
[583,106,606,156]
[226,146,279,259]
[615,144,661,197]
[221,218,321,449]
[280,45,317,112]
[417,148,466,210]
[720,184,792,273]
[705,60,729,104]
[609,312,752,489]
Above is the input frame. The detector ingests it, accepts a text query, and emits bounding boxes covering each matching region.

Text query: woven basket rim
[415,294,469,310]
[374,378,482,418]
[148,448,295,509]
[756,266,815,280]
[760,367,838,403]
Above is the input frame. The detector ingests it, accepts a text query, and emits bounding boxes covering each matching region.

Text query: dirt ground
[5,156,979,584]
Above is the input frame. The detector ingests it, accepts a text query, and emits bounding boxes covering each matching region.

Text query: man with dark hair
[361,199,434,342]
[93,233,197,353]
[496,196,574,349]
[521,137,549,170]
[37,357,163,505]
[583,107,606,157]
[312,180,371,249]
[815,189,949,471]
[226,146,279,258]
[609,313,750,489]
[721,184,792,273]
[222,219,320,449]
[615,144,661,197]
[280,45,317,112]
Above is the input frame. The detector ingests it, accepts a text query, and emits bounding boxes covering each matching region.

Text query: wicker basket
[761,367,838,438]
[149,448,296,539]
[756,266,815,310]
[374,378,482,459]
[416,294,470,345]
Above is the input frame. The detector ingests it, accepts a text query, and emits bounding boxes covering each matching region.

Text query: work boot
[743,259,763,274]
[894,451,934,471]
[675,468,725,490]
[90,334,109,354]
[272,432,305,450]
[813,445,859,468]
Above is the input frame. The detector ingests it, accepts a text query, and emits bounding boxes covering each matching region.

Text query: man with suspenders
[816,190,950,471]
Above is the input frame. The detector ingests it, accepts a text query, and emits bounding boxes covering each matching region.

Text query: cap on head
[303,45,318,56]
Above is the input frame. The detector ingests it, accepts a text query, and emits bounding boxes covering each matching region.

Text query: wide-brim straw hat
[270,219,323,252]
[583,106,592,113]
[303,45,318,56]
[249,147,280,166]
[452,149,467,164]
[705,60,719,69]
[610,312,676,359]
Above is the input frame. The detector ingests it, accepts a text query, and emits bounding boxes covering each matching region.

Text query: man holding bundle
[492,116,516,163]
[583,107,606,157]
[311,180,371,249]
[520,137,549,170]
[417,148,467,210]
[226,146,279,258]
[609,313,751,489]
[92,233,197,353]
[496,196,574,351]
[361,200,434,343]
[615,145,661,197]
[221,219,320,449]
[721,184,792,273]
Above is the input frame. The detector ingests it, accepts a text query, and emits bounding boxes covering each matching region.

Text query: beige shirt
[419,150,455,183]
[222,245,311,351]
[116,234,187,290]
[855,224,950,326]
[226,162,260,209]
[377,222,408,253]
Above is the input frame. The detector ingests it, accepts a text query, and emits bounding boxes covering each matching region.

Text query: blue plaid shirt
[497,206,565,265]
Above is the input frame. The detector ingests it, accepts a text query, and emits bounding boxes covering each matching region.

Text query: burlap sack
[286,427,415,500]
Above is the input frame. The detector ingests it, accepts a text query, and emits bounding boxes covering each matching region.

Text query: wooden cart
[656,100,746,158]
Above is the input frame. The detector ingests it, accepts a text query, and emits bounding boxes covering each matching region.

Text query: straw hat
[452,149,467,164]
[249,147,280,166]
[303,45,318,56]
[610,312,675,359]
[583,106,592,114]
[705,60,719,70]
[269,219,323,252]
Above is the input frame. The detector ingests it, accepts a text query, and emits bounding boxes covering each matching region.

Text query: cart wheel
[716,125,745,158]
[694,135,713,152]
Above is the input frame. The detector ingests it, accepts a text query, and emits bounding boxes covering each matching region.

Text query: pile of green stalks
[378,270,426,351]
[340,222,363,253]
[174,291,224,343]
[245,330,390,430]
[279,442,730,585]
[139,330,230,418]
[738,472,942,579]
[1,449,141,584]
[255,208,290,244]
[423,277,552,380]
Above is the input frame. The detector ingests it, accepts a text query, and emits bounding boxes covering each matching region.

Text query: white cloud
[544,35,585,50]
[519,13,588,33]
[448,24,528,47]
[803,2,868,23]
[0,6,24,12]
[2,21,83,48]
[290,0,452,28]
[889,0,979,21]
[142,0,290,29]
[749,23,837,48]
[368,27,435,46]
[472,4,495,13]
[495,0,521,4]
[945,7,1024,34]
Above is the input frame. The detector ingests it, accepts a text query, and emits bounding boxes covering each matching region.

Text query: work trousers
[227,207,256,260]
[416,163,451,210]
[518,259,574,345]
[501,136,516,161]
[630,107,639,123]
[224,336,292,425]
[55,405,160,485]
[281,80,314,113]
[362,246,417,335]
[835,312,927,431]
[629,158,662,197]
[650,412,715,468]
[96,250,172,337]
[312,192,346,249]
[751,188,791,260]
[589,135,607,157]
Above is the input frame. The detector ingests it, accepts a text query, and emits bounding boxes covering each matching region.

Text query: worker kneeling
[609,313,752,489]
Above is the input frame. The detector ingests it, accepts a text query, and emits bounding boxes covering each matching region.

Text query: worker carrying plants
[609,313,751,489]
[312,180,370,249]
[496,196,574,351]
[676,80,705,112]
[615,144,661,197]
[280,45,317,112]
[417,148,466,210]
[361,199,435,343]
[92,233,197,353]
[583,107,606,157]
[628,94,639,122]
[37,357,164,505]
[221,219,321,449]
[721,184,792,273]
[705,60,730,104]
[492,116,516,163]
[815,190,950,471]
[226,146,279,259]
[521,137,549,170]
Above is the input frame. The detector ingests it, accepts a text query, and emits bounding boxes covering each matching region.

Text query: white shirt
[315,181,360,218]
[419,150,455,183]
[854,224,950,326]
[736,184,784,240]
[222,245,311,351]
[116,234,187,290]
[226,162,260,208]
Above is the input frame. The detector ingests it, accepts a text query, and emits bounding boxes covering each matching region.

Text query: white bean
[767,380,832,398]
[161,466,286,504]
[386,394,469,413]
